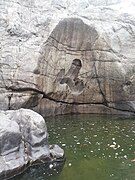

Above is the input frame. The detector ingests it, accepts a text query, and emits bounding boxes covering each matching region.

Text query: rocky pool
[12,114,135,180]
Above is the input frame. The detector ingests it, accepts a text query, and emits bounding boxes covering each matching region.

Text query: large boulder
[0,0,135,116]
[0,108,64,179]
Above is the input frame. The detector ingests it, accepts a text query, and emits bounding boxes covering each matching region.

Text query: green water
[13,114,135,180]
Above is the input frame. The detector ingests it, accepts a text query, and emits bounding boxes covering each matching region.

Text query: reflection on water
[12,114,135,180]
[12,160,65,180]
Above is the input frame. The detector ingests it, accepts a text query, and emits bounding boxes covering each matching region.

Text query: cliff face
[0,0,135,116]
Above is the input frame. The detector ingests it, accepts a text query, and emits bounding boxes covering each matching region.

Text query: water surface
[13,114,135,180]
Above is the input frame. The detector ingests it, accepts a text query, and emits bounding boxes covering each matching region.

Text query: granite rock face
[0,108,64,179]
[0,0,135,116]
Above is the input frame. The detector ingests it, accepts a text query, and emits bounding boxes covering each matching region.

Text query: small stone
[68,163,72,166]
[49,164,53,169]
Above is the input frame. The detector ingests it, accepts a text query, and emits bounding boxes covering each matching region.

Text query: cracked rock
[0,109,64,180]
[0,0,135,116]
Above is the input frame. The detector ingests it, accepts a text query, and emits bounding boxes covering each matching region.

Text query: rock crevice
[6,86,135,115]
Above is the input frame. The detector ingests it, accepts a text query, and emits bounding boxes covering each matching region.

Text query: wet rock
[0,108,64,180]
[50,144,64,159]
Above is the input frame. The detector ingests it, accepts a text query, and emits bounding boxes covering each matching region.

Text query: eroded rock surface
[0,0,135,116]
[0,108,64,179]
